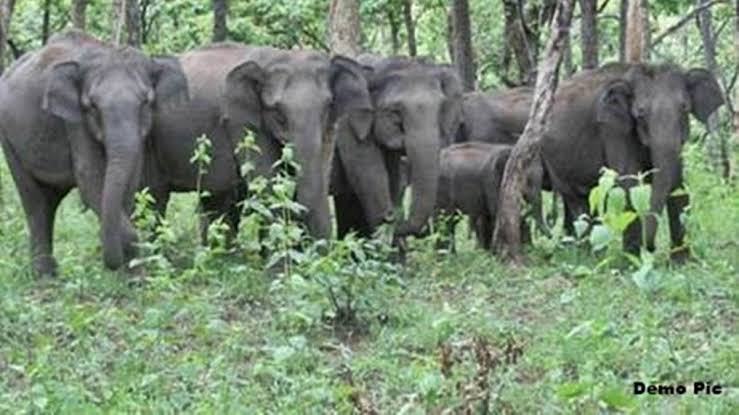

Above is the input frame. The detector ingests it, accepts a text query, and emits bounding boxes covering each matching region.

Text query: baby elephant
[435,142,543,252]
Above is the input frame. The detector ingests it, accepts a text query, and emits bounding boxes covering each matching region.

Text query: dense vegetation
[1,0,737,412]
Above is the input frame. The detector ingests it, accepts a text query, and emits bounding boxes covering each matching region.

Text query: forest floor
[0,142,737,413]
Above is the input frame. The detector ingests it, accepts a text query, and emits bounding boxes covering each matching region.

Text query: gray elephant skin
[146,43,372,241]
[0,30,188,276]
[434,142,542,251]
[457,86,533,144]
[503,63,721,260]
[331,56,463,240]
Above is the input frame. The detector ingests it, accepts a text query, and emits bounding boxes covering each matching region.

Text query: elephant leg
[335,191,371,239]
[667,190,690,263]
[562,194,588,237]
[474,214,492,251]
[199,190,240,246]
[2,142,67,276]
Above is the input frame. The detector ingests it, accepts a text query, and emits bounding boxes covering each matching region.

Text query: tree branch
[651,0,727,48]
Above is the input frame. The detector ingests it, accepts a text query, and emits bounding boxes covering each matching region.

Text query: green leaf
[574,216,589,239]
[589,186,605,215]
[599,386,636,410]
[609,211,637,232]
[630,184,651,216]
[556,382,591,399]
[589,224,612,252]
[606,187,626,215]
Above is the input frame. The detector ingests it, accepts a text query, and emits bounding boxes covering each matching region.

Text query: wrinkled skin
[332,55,463,240]
[542,63,723,261]
[147,44,369,241]
[456,86,533,144]
[0,30,188,276]
[434,142,543,252]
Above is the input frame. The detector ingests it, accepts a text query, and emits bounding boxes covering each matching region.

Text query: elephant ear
[437,68,463,145]
[329,55,374,141]
[685,68,724,124]
[43,61,82,122]
[596,79,634,130]
[150,56,190,109]
[222,60,265,130]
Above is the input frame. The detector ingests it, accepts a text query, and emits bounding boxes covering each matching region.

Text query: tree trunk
[503,0,537,85]
[403,0,416,56]
[72,0,87,31]
[126,0,141,47]
[212,0,228,42]
[451,0,476,91]
[446,8,454,62]
[0,0,16,74]
[580,0,598,69]
[625,0,650,62]
[388,8,400,54]
[619,0,628,61]
[329,0,360,57]
[111,0,125,45]
[492,0,575,263]
[42,0,51,45]
[697,0,731,178]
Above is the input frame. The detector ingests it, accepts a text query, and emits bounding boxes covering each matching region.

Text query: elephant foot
[670,246,691,265]
[33,255,58,278]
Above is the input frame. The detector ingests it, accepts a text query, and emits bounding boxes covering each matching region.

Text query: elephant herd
[0,30,723,276]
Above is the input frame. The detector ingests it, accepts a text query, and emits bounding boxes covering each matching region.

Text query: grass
[0,141,737,413]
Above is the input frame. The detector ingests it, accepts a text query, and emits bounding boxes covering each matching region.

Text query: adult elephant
[0,30,188,276]
[332,56,463,239]
[146,43,371,240]
[456,86,533,144]
[542,63,723,261]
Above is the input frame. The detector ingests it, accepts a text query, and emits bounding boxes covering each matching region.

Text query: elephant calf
[434,142,543,252]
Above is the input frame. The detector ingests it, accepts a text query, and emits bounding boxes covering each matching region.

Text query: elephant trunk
[101,126,143,270]
[292,120,332,240]
[396,127,441,237]
[644,140,681,251]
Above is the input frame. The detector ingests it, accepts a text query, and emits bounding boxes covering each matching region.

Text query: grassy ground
[0,142,737,413]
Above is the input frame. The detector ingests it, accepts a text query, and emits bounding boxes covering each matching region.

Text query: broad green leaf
[599,386,636,410]
[556,382,591,399]
[589,224,612,252]
[607,187,627,214]
[630,185,652,216]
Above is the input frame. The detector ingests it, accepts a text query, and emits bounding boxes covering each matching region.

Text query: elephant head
[596,64,723,249]
[223,50,371,239]
[43,47,189,269]
[367,59,463,237]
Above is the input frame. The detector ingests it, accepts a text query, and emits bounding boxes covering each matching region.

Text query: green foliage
[0,1,737,412]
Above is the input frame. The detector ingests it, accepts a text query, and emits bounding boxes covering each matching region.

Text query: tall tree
[625,0,650,62]
[0,0,16,74]
[42,0,51,44]
[451,0,475,90]
[697,0,731,177]
[72,0,88,31]
[111,0,125,45]
[493,0,575,262]
[579,0,598,69]
[329,0,360,57]
[619,0,628,61]
[212,0,228,42]
[387,7,400,54]
[403,0,416,56]
[126,0,141,47]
